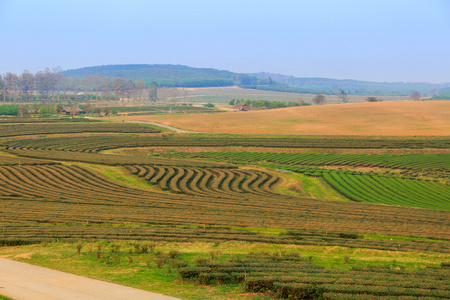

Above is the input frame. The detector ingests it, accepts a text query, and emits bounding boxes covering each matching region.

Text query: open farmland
[0,119,449,299]
[182,86,410,104]
[117,100,450,135]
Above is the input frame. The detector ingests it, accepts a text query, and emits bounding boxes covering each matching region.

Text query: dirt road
[0,258,181,300]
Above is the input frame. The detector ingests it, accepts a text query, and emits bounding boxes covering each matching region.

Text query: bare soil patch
[116,101,450,135]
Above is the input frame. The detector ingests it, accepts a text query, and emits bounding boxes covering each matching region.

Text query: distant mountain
[61,64,241,88]
[253,72,450,96]
[61,64,450,96]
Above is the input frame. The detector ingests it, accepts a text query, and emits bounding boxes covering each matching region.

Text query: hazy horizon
[1,0,449,83]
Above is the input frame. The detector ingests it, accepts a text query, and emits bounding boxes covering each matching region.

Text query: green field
[0,119,449,299]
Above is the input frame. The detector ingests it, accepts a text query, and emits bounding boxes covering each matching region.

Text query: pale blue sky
[1,0,449,82]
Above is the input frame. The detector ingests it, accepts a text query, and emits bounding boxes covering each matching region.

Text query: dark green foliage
[230,98,310,109]
[179,254,450,299]
[366,96,383,102]
[61,64,238,87]
[0,105,19,116]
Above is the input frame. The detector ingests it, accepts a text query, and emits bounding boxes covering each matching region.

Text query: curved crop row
[126,165,279,197]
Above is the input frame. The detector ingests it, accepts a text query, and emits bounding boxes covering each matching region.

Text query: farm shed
[233,104,250,111]
[61,106,84,116]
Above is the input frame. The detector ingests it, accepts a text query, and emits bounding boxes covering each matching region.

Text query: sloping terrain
[122,101,450,135]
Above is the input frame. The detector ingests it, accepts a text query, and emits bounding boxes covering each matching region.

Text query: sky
[1,0,449,83]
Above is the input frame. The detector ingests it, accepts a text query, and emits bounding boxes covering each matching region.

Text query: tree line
[0,68,191,105]
[229,98,311,109]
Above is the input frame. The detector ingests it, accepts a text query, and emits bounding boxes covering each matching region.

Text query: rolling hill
[119,100,450,135]
[61,64,450,96]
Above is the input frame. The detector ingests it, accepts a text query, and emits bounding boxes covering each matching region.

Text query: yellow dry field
[117,101,450,135]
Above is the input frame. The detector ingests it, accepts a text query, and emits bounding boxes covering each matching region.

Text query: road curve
[137,122,199,133]
[0,258,181,300]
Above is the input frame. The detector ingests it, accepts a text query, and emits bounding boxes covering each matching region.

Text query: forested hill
[61,64,241,87]
[61,64,450,96]
[252,72,450,96]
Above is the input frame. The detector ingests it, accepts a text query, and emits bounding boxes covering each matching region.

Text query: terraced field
[158,150,450,177]
[126,165,279,196]
[0,119,449,300]
[0,164,448,242]
[0,122,160,137]
[180,253,450,300]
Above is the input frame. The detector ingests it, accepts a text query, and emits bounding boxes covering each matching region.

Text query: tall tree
[19,70,34,101]
[312,94,326,105]
[112,77,124,102]
[158,86,169,104]
[135,79,145,105]
[35,68,53,100]
[4,73,19,101]
[0,75,3,101]
[71,77,80,101]
[93,73,103,100]
[169,88,179,105]
[125,79,135,103]
[410,91,421,101]
[102,77,112,101]
[148,81,158,103]
[339,89,350,103]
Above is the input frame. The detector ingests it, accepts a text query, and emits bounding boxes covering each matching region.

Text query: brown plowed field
[118,101,450,135]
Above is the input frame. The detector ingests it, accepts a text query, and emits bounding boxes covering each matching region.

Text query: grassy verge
[0,240,447,300]
[75,163,158,192]
[275,171,348,201]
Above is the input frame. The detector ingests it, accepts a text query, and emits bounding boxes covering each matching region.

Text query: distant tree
[204,103,215,108]
[158,86,169,104]
[182,88,189,105]
[103,107,111,117]
[229,98,236,106]
[169,88,179,105]
[69,106,77,118]
[101,77,112,100]
[92,73,103,100]
[148,81,158,103]
[410,91,421,101]
[18,104,28,117]
[19,70,34,101]
[365,96,383,102]
[312,94,326,105]
[135,79,145,105]
[112,77,124,102]
[4,72,19,101]
[71,77,80,101]
[94,107,102,114]
[339,89,350,103]
[84,103,93,114]
[34,68,53,100]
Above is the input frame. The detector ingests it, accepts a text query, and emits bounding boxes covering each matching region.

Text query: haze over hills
[61,64,450,96]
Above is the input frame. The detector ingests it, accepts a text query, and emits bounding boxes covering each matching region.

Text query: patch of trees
[241,85,336,95]
[312,94,326,105]
[0,68,193,106]
[410,91,421,101]
[229,98,310,109]
[365,96,383,102]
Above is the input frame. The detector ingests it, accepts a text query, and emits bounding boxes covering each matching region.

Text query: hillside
[119,100,450,135]
[253,72,450,96]
[61,64,239,87]
[61,64,450,96]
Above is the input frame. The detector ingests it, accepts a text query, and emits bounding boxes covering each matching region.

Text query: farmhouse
[233,103,250,111]
[61,106,84,116]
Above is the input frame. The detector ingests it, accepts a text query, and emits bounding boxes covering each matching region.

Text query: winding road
[0,258,181,300]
